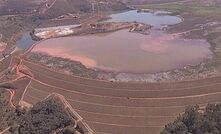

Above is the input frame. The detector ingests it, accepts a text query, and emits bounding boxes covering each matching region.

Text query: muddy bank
[26,52,99,79]
[27,52,219,82]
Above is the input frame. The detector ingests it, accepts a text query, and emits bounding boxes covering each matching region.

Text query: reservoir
[30,10,212,73]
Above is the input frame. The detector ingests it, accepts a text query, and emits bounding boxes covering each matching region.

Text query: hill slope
[121,0,221,4]
[39,0,128,18]
[38,0,92,18]
[0,0,128,17]
[0,0,42,15]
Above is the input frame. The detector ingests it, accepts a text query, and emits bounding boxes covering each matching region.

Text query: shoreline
[26,51,220,83]
[26,50,216,83]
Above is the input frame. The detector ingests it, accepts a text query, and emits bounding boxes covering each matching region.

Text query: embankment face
[21,60,221,134]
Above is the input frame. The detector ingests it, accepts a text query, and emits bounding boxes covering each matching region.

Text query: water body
[32,10,212,73]
[107,10,182,28]
[17,32,37,50]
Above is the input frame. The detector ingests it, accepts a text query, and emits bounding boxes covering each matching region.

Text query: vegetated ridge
[0,89,86,134]
[161,103,221,134]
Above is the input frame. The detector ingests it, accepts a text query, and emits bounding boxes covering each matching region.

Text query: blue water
[107,10,182,28]
[16,32,37,50]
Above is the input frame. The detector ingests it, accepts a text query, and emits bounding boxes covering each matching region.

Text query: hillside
[0,0,42,15]
[0,90,87,134]
[121,0,221,5]
[38,0,92,18]
[0,0,128,17]
[121,0,182,4]
[40,0,128,18]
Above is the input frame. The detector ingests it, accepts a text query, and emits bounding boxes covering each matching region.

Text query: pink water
[32,30,212,73]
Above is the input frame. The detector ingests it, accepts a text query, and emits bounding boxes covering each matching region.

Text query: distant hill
[121,0,221,4]
[39,0,128,18]
[0,0,91,16]
[195,0,221,4]
[38,0,92,18]
[0,0,221,16]
[0,0,128,17]
[0,0,42,15]
[121,0,182,4]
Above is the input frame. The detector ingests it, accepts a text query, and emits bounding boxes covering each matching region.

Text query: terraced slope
[21,60,221,134]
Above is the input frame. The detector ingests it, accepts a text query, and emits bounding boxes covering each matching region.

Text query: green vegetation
[18,95,76,134]
[138,3,221,17]
[0,89,14,131]
[0,90,81,134]
[161,103,221,134]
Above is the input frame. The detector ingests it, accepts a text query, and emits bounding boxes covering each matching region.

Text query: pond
[17,32,37,50]
[106,10,181,28]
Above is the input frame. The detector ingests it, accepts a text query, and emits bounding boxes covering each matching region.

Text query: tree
[161,104,221,134]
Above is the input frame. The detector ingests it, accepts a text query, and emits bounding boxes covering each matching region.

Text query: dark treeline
[0,89,14,131]
[17,96,76,134]
[0,90,83,134]
[161,103,221,134]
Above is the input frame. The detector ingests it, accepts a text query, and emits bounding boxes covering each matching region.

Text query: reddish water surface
[32,29,212,73]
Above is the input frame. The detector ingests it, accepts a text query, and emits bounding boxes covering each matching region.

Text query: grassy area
[137,3,221,17]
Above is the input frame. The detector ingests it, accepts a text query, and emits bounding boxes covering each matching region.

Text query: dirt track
[21,60,221,134]
[0,55,11,73]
